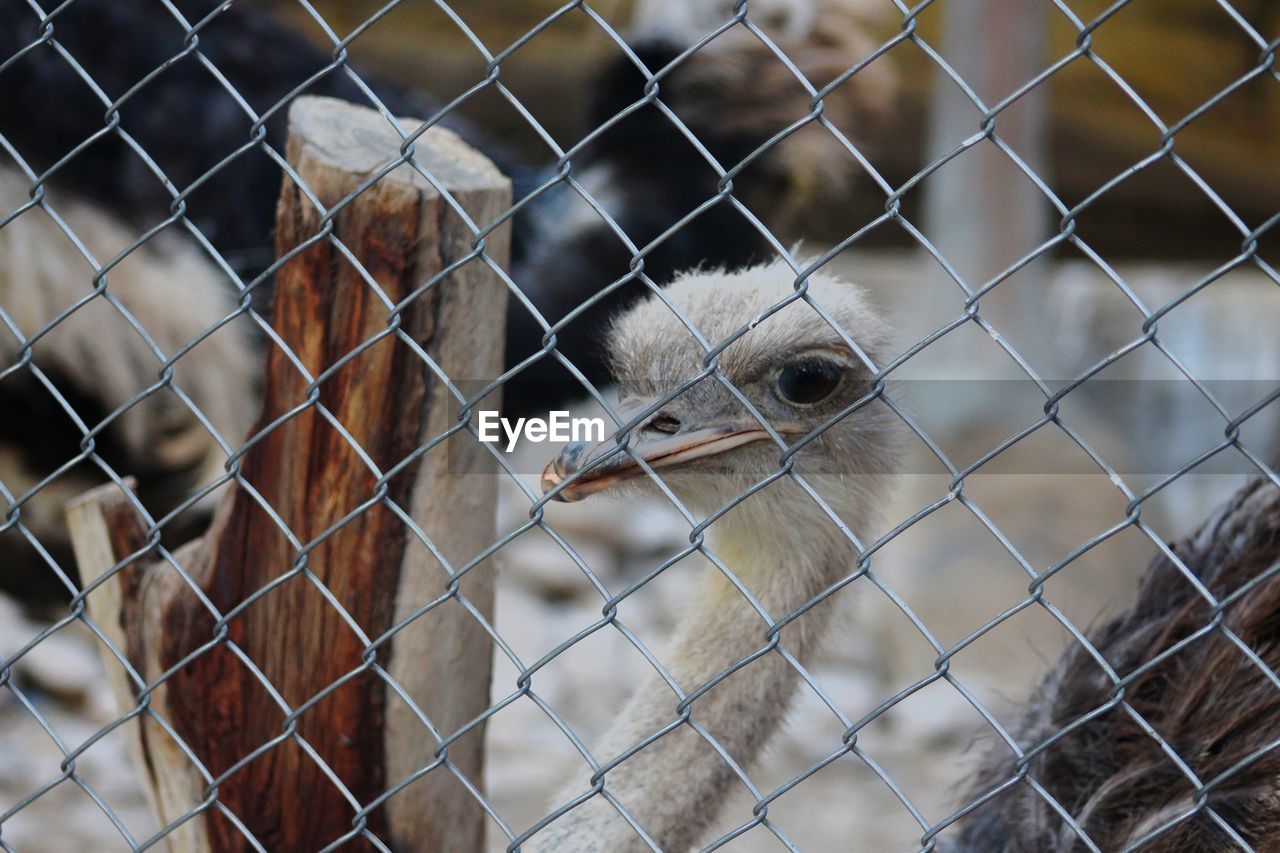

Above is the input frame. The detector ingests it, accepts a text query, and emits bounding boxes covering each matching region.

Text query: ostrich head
[541,260,897,538]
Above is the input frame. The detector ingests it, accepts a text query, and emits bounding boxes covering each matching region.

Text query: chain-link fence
[2,0,1279,850]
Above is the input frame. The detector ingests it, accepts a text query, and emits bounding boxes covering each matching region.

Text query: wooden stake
[66,95,510,851]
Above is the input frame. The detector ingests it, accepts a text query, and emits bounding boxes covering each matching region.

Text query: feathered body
[0,165,256,599]
[955,474,1280,851]
[0,0,510,277]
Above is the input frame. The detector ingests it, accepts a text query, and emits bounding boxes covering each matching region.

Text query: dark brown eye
[777,359,843,406]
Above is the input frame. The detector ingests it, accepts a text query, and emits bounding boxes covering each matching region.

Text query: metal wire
[0,0,1277,850]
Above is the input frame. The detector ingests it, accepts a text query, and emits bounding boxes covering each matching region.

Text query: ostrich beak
[541,409,772,502]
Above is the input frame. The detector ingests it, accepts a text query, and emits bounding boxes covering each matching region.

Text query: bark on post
[65,95,510,851]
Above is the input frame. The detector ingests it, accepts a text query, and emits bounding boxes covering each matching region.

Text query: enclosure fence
[1,0,1279,850]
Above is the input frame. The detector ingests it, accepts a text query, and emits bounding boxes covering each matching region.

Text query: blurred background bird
[0,0,893,602]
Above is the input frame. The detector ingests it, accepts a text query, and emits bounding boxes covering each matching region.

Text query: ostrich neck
[530,513,857,852]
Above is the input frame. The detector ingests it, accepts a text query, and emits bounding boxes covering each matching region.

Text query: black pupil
[778,360,842,405]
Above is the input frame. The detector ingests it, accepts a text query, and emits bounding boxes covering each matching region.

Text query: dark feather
[0,0,520,277]
[954,474,1280,851]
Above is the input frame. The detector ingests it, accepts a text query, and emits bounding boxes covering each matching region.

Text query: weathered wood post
[65,95,510,851]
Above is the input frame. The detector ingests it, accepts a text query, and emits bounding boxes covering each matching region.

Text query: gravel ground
[0,598,158,852]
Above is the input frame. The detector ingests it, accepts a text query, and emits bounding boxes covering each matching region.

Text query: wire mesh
[1,0,1278,850]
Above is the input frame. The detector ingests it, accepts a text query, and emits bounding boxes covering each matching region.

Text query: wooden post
[65,95,510,851]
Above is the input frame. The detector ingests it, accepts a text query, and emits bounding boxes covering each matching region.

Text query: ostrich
[533,262,1280,850]
[535,260,898,850]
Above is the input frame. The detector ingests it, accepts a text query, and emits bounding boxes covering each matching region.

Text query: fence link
[1,0,1279,850]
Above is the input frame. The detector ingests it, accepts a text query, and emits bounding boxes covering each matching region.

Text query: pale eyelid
[764,344,858,375]
[620,346,859,399]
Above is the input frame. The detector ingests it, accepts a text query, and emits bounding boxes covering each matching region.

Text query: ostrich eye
[776,359,843,406]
